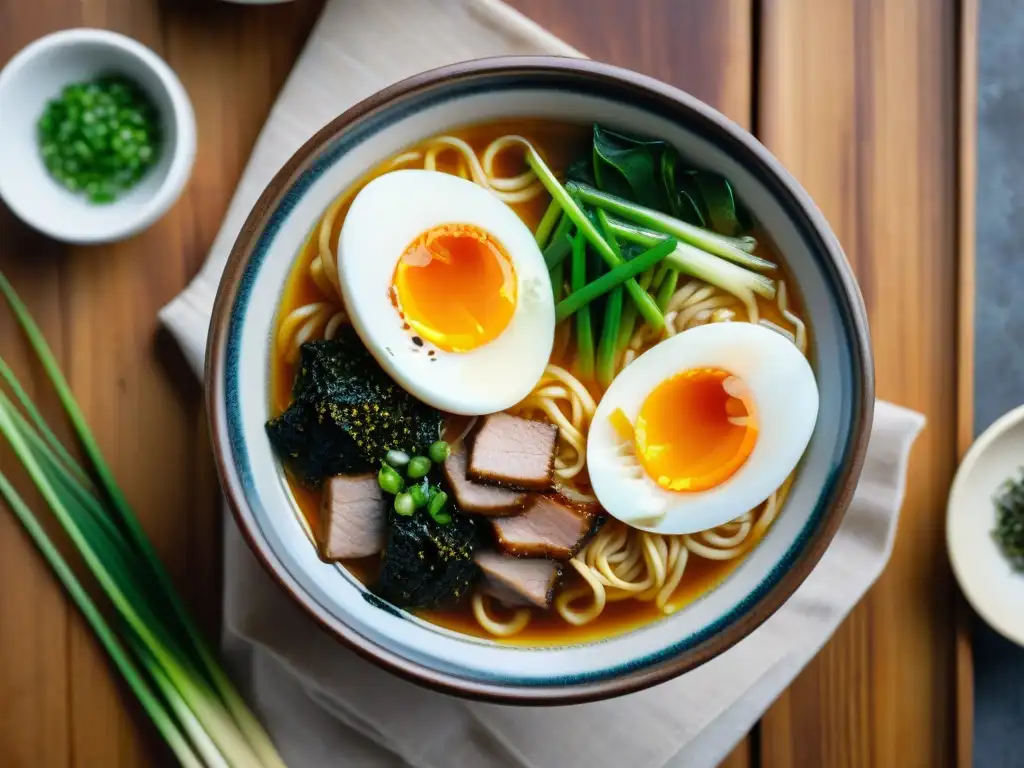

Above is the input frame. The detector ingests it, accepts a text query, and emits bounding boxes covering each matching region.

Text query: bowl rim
[205,56,875,704]
[0,27,197,244]
[947,403,1024,647]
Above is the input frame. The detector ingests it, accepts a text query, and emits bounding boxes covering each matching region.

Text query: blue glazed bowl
[206,57,873,704]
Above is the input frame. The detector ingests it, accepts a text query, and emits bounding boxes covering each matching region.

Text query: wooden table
[0,1,975,766]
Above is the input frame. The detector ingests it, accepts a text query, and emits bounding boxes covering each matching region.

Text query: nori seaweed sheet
[376,509,479,610]
[266,329,443,484]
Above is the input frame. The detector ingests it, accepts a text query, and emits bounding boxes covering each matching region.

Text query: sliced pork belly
[475,550,560,609]
[443,444,528,516]
[468,413,557,491]
[491,495,592,559]
[318,473,386,560]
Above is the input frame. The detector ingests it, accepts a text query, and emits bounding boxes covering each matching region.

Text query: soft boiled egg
[336,170,554,415]
[587,322,818,534]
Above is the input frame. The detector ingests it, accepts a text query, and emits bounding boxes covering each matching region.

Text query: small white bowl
[0,29,196,244]
[948,405,1024,646]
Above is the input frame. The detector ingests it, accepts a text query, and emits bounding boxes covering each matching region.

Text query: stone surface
[975,0,1024,765]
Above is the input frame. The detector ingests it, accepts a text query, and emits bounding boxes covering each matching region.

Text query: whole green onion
[0,271,285,768]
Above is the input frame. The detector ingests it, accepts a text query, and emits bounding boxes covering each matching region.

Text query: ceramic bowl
[206,58,874,703]
[0,28,196,244]
[948,405,1024,646]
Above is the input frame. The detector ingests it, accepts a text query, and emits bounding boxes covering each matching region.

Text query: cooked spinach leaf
[571,123,750,236]
[591,125,669,211]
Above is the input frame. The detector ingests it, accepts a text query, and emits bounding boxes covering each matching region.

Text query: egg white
[336,170,554,415]
[587,322,819,535]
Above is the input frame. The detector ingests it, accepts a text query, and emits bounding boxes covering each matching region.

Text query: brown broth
[270,119,806,645]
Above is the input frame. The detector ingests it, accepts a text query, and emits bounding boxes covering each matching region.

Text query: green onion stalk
[525,148,664,333]
[604,217,776,306]
[566,181,770,269]
[0,271,286,768]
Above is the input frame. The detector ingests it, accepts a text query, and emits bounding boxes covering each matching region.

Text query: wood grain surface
[0,1,969,766]
[756,2,961,766]
[955,2,979,766]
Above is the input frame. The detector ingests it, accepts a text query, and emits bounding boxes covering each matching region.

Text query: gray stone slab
[974,0,1024,765]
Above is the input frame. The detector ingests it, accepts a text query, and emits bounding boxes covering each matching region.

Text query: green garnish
[534,198,562,249]
[394,492,416,517]
[427,440,451,464]
[427,491,452,525]
[570,232,595,380]
[550,260,566,303]
[408,483,429,509]
[596,286,623,390]
[994,471,1024,572]
[385,449,411,468]
[37,76,162,204]
[407,455,432,479]
[555,236,677,323]
[378,464,405,495]
[605,217,776,304]
[542,212,574,269]
[525,147,664,332]
[0,272,284,767]
[567,182,770,271]
[595,210,624,389]
[617,268,654,357]
[655,267,680,311]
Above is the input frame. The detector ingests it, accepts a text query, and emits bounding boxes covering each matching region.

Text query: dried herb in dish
[993,470,1024,572]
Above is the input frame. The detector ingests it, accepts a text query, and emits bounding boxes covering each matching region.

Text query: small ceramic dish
[206,57,874,703]
[0,28,196,244]
[948,405,1024,646]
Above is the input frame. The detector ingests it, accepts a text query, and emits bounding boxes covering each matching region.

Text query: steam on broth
[267,119,815,645]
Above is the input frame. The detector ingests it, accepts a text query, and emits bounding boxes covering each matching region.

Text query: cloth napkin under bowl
[160,1,926,766]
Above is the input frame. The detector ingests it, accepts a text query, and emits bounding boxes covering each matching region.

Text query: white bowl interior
[221,84,861,687]
[0,30,194,243]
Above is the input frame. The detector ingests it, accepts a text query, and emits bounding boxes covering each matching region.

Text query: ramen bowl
[206,58,873,703]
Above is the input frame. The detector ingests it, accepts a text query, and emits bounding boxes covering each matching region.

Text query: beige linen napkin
[160,1,926,766]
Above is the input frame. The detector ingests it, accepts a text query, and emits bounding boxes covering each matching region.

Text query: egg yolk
[633,368,758,492]
[392,223,516,352]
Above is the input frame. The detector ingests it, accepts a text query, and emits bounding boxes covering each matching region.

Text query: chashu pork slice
[475,550,560,609]
[468,413,558,491]
[318,473,387,560]
[490,495,592,560]
[443,444,528,516]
